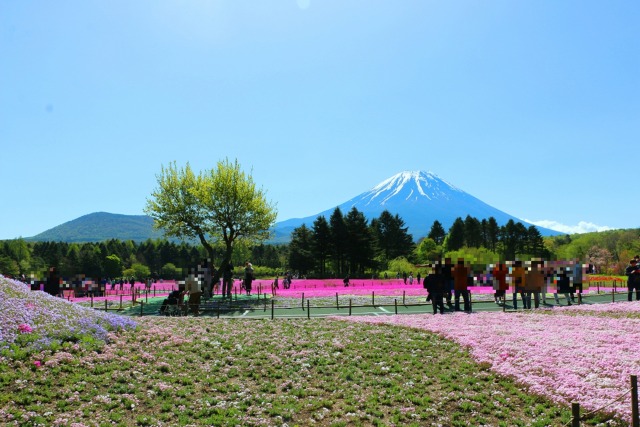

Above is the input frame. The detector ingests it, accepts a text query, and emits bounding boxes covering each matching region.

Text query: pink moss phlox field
[342,303,640,423]
[258,279,440,298]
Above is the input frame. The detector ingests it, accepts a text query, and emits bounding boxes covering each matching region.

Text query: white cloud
[524,219,614,234]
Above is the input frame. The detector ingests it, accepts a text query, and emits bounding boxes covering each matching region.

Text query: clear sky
[1,1,638,240]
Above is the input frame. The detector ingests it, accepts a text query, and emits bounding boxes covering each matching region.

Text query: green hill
[26,212,164,243]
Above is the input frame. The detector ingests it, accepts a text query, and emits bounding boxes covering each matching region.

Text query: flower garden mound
[0,275,137,359]
[342,303,640,424]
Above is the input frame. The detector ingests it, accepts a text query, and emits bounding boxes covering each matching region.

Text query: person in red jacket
[492,263,508,305]
[452,258,471,312]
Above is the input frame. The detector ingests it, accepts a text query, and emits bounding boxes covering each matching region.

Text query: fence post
[372,291,375,307]
[140,301,144,317]
[271,299,274,320]
[302,292,305,311]
[349,299,352,316]
[572,402,580,427]
[394,299,398,315]
[336,292,339,310]
[119,295,123,309]
[403,290,406,305]
[105,299,108,312]
[91,294,94,308]
[632,374,639,427]
[307,300,310,319]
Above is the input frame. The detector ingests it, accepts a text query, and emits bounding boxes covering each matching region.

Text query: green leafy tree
[485,217,500,252]
[311,216,331,277]
[145,159,277,275]
[387,256,414,277]
[445,217,465,252]
[130,263,151,281]
[161,262,181,280]
[415,238,440,263]
[499,220,516,259]
[0,256,20,276]
[5,238,31,275]
[526,226,546,257]
[79,244,103,277]
[288,224,314,275]
[329,208,348,275]
[371,210,414,264]
[464,215,483,248]
[427,220,446,245]
[104,254,123,278]
[344,207,375,275]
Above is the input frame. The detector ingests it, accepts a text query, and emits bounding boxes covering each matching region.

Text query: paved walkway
[102,288,636,319]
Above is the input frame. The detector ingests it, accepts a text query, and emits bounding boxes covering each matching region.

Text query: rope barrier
[562,386,633,427]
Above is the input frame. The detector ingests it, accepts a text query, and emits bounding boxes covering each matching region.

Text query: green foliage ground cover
[1,276,630,426]
[1,316,626,426]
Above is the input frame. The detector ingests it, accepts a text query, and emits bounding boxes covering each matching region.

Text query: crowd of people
[160,260,260,315]
[26,255,640,317]
[422,257,640,315]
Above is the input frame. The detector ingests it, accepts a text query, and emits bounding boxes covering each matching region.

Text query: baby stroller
[159,289,186,316]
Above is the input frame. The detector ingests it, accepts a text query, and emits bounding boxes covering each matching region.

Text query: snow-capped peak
[365,170,462,205]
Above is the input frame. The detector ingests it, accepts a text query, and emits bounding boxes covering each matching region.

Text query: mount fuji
[272,170,558,242]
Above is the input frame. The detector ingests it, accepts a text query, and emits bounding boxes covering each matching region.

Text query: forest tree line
[287,208,640,276]
[0,238,287,281]
[1,209,638,279]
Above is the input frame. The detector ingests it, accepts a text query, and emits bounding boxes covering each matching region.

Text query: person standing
[525,260,544,309]
[571,259,585,303]
[511,260,527,309]
[185,267,202,315]
[424,263,445,314]
[244,262,254,296]
[222,261,233,299]
[453,258,471,312]
[626,259,640,301]
[442,257,454,308]
[44,267,61,297]
[492,263,508,305]
[555,265,573,305]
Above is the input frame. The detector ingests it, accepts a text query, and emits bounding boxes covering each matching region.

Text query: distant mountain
[27,212,164,243]
[25,171,558,243]
[272,170,559,241]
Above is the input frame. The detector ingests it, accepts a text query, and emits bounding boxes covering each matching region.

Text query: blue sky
[1,1,638,240]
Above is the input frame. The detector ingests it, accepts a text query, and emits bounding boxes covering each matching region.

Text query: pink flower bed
[341,302,640,423]
[263,279,431,298]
